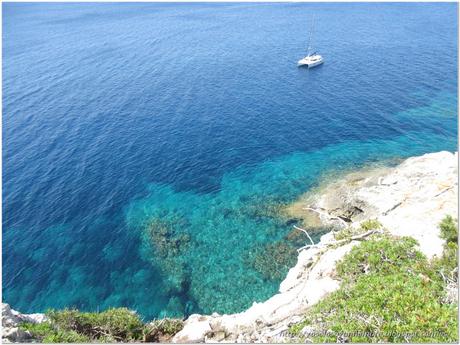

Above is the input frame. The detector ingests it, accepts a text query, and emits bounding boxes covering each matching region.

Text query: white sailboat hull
[297,55,324,68]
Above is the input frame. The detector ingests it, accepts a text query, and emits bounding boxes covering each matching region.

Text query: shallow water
[3,3,457,319]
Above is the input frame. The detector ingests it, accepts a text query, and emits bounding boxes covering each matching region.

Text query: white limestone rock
[172,314,213,343]
[2,304,21,328]
[313,151,458,258]
[3,327,33,343]
[2,303,46,343]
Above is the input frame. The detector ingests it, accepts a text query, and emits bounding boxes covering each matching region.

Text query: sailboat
[298,17,324,68]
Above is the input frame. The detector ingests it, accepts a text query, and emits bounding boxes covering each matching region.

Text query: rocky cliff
[2,303,46,343]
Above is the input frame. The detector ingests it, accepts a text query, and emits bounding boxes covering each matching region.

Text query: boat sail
[298,17,324,68]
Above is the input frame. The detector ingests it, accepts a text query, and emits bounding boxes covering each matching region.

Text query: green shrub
[50,307,145,342]
[334,219,382,241]
[20,322,90,343]
[359,219,382,232]
[440,216,458,244]
[333,227,358,241]
[143,319,184,342]
[21,308,146,343]
[434,216,458,281]
[297,271,456,342]
[20,308,186,343]
[336,236,434,281]
[289,217,459,343]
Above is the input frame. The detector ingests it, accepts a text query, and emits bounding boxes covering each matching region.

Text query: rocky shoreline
[3,151,458,343]
[171,151,458,343]
[2,304,46,343]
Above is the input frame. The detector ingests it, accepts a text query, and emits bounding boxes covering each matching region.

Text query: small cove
[3,3,457,319]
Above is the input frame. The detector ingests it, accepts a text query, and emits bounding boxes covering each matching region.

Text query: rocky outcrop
[172,151,458,343]
[2,303,46,343]
[304,151,458,258]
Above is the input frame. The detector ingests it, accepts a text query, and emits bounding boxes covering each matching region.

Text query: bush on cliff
[20,321,90,343]
[333,219,382,241]
[289,216,458,343]
[143,318,184,342]
[21,308,144,343]
[433,215,458,282]
[20,308,184,343]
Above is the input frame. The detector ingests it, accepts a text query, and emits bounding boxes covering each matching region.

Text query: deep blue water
[3,2,457,320]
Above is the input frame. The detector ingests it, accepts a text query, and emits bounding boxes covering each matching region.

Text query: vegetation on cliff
[20,308,183,343]
[289,216,458,343]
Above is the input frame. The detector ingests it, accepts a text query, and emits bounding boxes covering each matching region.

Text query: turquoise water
[3,3,457,319]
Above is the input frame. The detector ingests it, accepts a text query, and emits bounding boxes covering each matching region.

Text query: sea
[3,2,457,320]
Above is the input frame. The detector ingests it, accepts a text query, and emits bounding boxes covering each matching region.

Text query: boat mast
[307,16,315,56]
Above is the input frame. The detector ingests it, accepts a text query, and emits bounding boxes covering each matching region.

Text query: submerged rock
[243,241,297,281]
